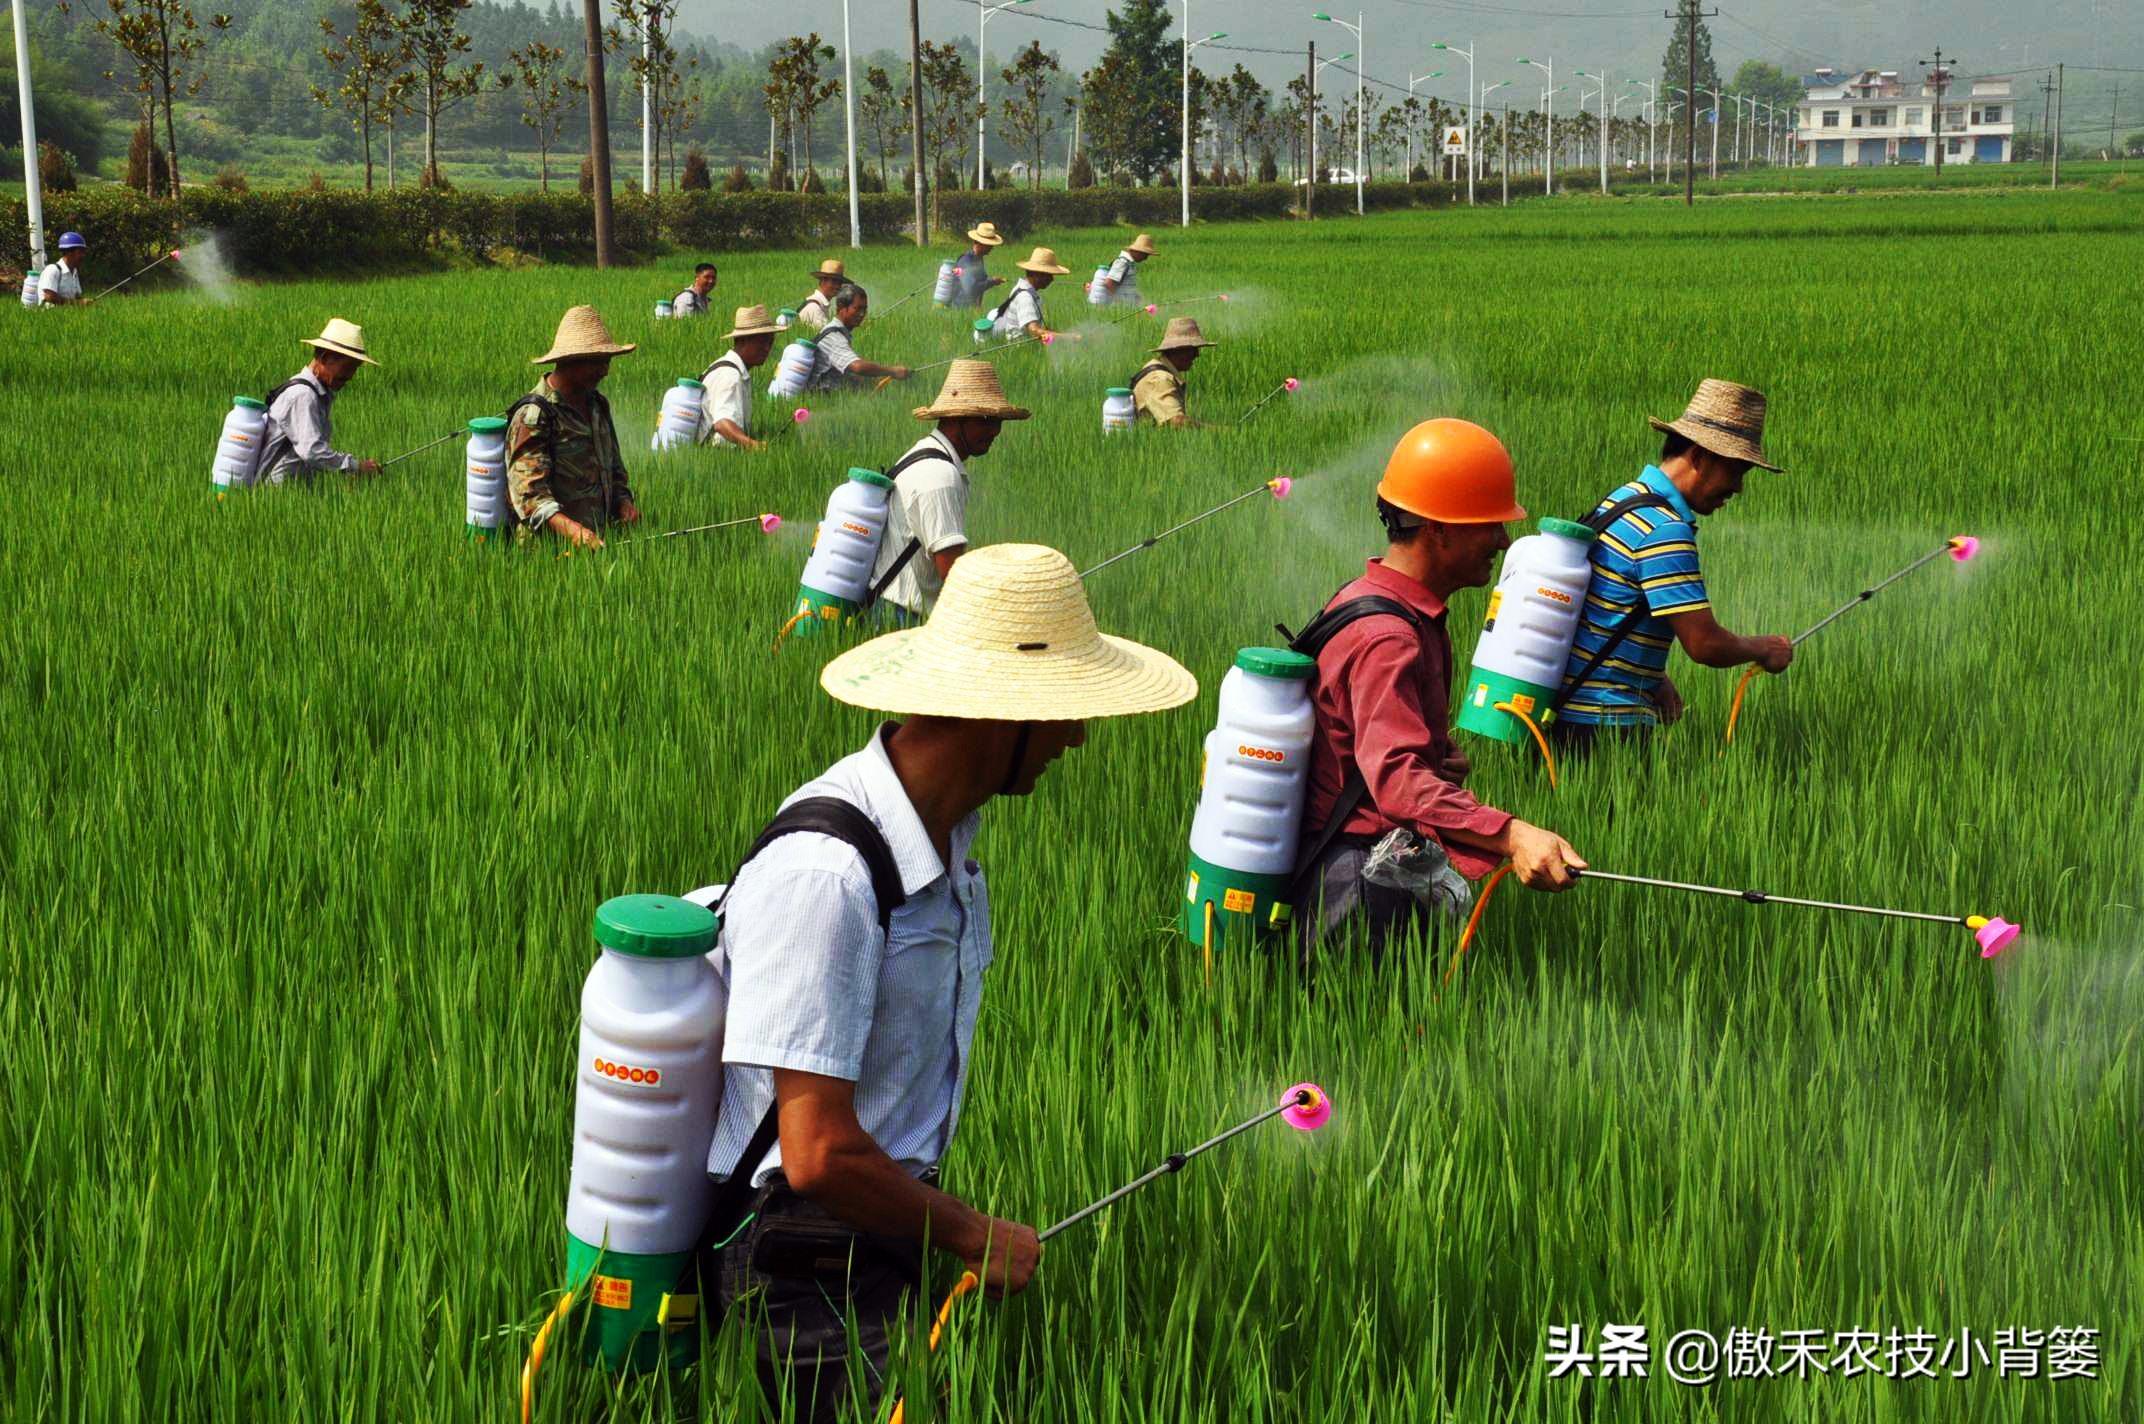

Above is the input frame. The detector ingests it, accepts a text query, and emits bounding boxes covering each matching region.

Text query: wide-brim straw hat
[1152,316,1214,354]
[912,359,1031,422]
[812,258,847,280]
[1127,233,1158,256]
[821,543,1197,721]
[302,316,379,367]
[1015,246,1072,276]
[724,303,780,339]
[1648,378,1781,472]
[966,222,1005,247]
[532,305,636,364]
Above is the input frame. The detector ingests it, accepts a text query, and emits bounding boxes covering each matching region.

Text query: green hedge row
[8,180,1459,280]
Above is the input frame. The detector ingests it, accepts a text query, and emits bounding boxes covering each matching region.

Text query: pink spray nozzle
[758,513,782,534]
[1972,916,2020,958]
[1281,1082,1331,1132]
[1218,293,1231,302]
[793,406,812,424]
[1268,476,1294,500]
[1948,534,1980,563]
[1041,332,1056,345]
[1142,303,1157,314]
[169,249,183,262]
[1283,377,1300,392]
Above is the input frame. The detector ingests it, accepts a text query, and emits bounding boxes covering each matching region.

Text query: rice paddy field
[5,190,2142,1421]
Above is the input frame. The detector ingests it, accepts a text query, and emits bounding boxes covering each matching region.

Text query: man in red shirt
[1295,418,1586,957]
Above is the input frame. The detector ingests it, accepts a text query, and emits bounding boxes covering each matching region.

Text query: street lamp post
[1577,69,1609,193]
[1405,69,1444,180]
[1430,41,1475,204]
[1179,16,1227,227]
[1309,48,1352,198]
[977,0,1034,192]
[1312,12,1364,214]
[843,0,861,245]
[1706,84,1721,177]
[1628,79,1658,180]
[1520,56,1554,192]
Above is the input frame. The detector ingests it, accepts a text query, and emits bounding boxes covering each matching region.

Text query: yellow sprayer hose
[773,610,811,650]
[1445,863,1514,987]
[886,1270,980,1424]
[520,1287,579,1424]
[1722,665,1762,747]
[1493,702,1558,790]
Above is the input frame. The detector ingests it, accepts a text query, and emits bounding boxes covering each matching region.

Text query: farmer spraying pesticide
[1130,317,1216,429]
[671,261,717,317]
[507,306,640,550]
[987,247,1079,344]
[1093,231,1157,306]
[252,319,384,486]
[1549,379,1793,755]
[943,221,1007,308]
[696,304,781,451]
[809,284,914,393]
[696,544,1194,1423]
[29,231,88,307]
[795,258,846,330]
[1288,419,1585,958]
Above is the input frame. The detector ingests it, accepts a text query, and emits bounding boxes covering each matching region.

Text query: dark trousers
[1295,838,1456,967]
[713,1179,928,1424]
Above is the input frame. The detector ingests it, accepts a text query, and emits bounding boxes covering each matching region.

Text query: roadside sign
[1441,126,1468,156]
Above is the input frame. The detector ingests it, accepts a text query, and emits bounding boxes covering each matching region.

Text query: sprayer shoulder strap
[1131,360,1176,390]
[699,796,908,1257]
[1283,595,1435,881]
[253,377,318,472]
[863,447,956,608]
[700,351,747,384]
[1550,491,1679,713]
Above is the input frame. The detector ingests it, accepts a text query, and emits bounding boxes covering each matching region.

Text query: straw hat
[966,221,1006,247]
[1152,316,1214,354]
[1015,246,1072,276]
[812,258,847,281]
[1126,233,1158,257]
[820,543,1197,721]
[532,305,636,365]
[912,359,1031,422]
[724,303,780,339]
[1648,378,1781,472]
[302,317,379,368]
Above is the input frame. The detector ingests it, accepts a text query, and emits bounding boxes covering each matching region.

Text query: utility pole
[842,0,860,247]
[1666,0,1713,205]
[641,19,653,195]
[14,0,45,276]
[1305,40,1317,219]
[2041,62,2058,190]
[582,0,615,267]
[1918,47,1952,179]
[908,0,927,245]
[1501,105,1509,205]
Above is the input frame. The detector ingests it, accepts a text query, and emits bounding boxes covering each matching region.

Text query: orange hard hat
[1376,418,1526,525]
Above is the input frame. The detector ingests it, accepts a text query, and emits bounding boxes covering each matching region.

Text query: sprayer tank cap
[233,396,266,411]
[1537,517,1596,542]
[1106,386,1133,397]
[676,377,705,390]
[467,416,508,434]
[1234,647,1316,680]
[593,894,720,959]
[848,467,895,489]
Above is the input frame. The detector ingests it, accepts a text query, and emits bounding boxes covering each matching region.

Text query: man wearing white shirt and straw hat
[704,541,1196,1424]
[988,246,1077,343]
[868,359,1030,625]
[258,317,382,486]
[697,304,780,450]
[1097,231,1157,305]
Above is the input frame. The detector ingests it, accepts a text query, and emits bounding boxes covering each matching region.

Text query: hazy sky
[678,0,2140,109]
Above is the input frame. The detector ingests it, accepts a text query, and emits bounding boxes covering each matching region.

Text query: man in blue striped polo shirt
[1554,379,1794,751]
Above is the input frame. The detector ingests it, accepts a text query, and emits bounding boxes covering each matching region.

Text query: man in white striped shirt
[704,543,1196,1423]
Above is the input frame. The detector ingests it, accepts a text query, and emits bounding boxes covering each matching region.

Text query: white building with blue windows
[1795,67,2014,167]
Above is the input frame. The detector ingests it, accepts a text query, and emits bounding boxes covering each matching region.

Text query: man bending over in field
[1551,379,1793,754]
[1293,419,1586,959]
[702,542,1195,1424]
[697,304,779,451]
[808,284,913,393]
[258,318,382,485]
[507,305,640,550]
[866,359,1027,626]
[1130,317,1214,429]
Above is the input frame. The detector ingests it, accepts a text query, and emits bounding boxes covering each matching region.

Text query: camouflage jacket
[507,379,633,536]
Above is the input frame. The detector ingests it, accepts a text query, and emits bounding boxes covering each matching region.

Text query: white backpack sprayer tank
[768,337,818,399]
[20,271,41,309]
[212,396,270,494]
[973,315,996,346]
[464,416,511,544]
[1086,265,1110,306]
[1183,648,1317,951]
[653,298,674,320]
[564,894,725,1372]
[651,378,705,451]
[1455,517,1597,745]
[776,307,797,331]
[1101,387,1135,435]
[933,261,959,307]
[790,468,894,637]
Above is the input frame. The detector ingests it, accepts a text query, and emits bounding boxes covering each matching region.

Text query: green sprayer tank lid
[973,317,995,333]
[233,396,266,411]
[779,307,798,318]
[1106,386,1133,397]
[1538,517,1596,542]
[848,467,895,489]
[593,894,719,958]
[1235,647,1316,680]
[467,416,508,434]
[677,377,704,390]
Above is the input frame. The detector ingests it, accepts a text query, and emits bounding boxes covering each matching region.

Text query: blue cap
[57,232,86,250]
